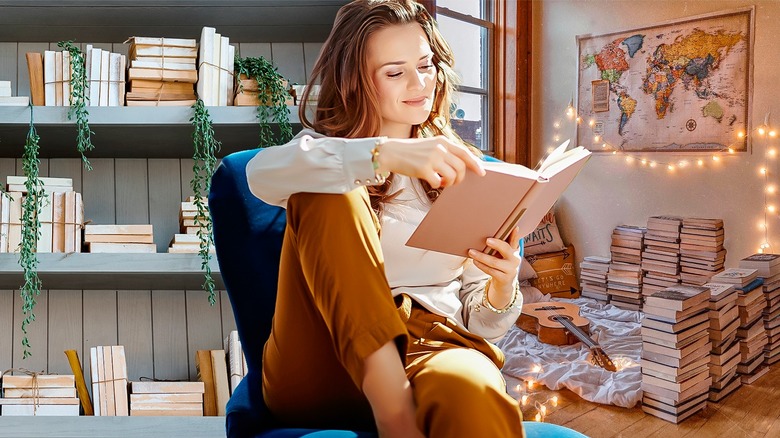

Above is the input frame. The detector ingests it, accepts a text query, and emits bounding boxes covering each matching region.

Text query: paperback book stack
[126,37,197,106]
[642,216,682,298]
[610,225,645,265]
[0,80,29,106]
[195,350,230,416]
[607,262,643,310]
[711,268,768,383]
[85,224,156,253]
[129,381,204,416]
[640,285,712,424]
[197,27,235,106]
[679,218,725,285]
[90,345,129,416]
[701,282,741,402]
[38,47,126,107]
[2,176,83,253]
[168,198,214,253]
[739,254,780,365]
[579,255,611,303]
[224,330,248,395]
[0,375,79,416]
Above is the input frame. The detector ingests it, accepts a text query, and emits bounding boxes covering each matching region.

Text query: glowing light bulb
[551,396,559,406]
[768,205,776,213]
[667,164,675,171]
[554,135,560,142]
[625,156,632,163]
[521,395,529,405]
[761,168,767,175]
[678,160,687,168]
[602,143,607,148]
[588,119,595,127]
[759,127,766,136]
[553,122,560,129]
[594,135,601,142]
[697,159,704,167]
[712,155,720,162]
[728,148,734,154]
[738,131,745,138]
[770,149,777,157]
[759,221,767,230]
[649,161,657,168]
[771,130,777,138]
[612,150,617,155]
[566,106,575,119]
[532,364,542,373]
[641,159,648,166]
[527,380,535,390]
[576,117,583,124]
[535,413,542,422]
[768,185,776,194]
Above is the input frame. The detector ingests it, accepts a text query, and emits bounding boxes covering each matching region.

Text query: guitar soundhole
[550,315,573,323]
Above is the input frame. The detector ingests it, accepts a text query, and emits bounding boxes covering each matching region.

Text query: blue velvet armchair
[209,148,588,438]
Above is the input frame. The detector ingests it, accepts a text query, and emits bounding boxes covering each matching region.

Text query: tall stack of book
[642,216,682,299]
[90,345,129,416]
[679,218,725,285]
[640,285,712,423]
[0,80,29,106]
[168,198,214,253]
[197,27,235,106]
[701,282,741,402]
[85,224,156,253]
[739,254,780,366]
[41,46,127,107]
[0,375,79,416]
[711,268,768,383]
[2,176,83,253]
[126,37,197,106]
[579,255,611,303]
[129,381,204,416]
[608,225,645,310]
[224,330,247,395]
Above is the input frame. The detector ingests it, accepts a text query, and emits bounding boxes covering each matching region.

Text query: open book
[406,140,591,257]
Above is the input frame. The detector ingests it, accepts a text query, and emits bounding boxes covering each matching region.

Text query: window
[435,1,493,154]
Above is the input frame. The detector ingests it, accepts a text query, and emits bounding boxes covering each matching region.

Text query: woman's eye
[418,64,435,71]
[387,72,403,78]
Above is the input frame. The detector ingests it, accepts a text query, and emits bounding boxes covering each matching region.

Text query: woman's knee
[413,348,508,405]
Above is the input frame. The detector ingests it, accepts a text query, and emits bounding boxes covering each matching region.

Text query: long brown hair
[299,0,477,214]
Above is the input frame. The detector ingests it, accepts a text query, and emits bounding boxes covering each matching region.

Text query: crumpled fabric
[498,291,643,408]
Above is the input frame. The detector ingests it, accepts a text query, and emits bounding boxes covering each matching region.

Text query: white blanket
[498,290,643,408]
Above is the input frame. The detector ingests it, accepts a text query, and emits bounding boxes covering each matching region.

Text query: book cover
[25,52,45,106]
[406,140,591,257]
[196,350,218,416]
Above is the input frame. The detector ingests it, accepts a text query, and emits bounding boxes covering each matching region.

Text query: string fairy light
[513,364,562,423]
[548,102,779,253]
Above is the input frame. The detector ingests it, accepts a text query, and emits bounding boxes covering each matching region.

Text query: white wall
[533,0,780,267]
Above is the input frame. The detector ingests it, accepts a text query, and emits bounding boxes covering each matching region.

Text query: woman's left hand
[467,226,522,308]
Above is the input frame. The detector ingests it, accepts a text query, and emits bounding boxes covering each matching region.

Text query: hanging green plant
[189,99,220,305]
[57,40,94,170]
[19,104,45,359]
[233,56,294,147]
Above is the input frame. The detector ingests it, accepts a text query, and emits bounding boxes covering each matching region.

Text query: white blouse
[245,129,521,342]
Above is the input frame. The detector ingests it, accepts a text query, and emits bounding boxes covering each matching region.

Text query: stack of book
[0,375,79,416]
[129,381,204,416]
[640,285,712,423]
[702,282,741,402]
[194,350,230,416]
[739,254,780,365]
[579,255,610,303]
[85,224,156,253]
[179,197,211,235]
[679,218,725,285]
[642,216,682,298]
[168,198,214,253]
[224,330,247,395]
[126,37,198,106]
[2,176,83,253]
[607,262,643,310]
[610,225,645,265]
[711,268,768,383]
[38,47,126,107]
[0,80,29,106]
[197,27,235,106]
[90,345,129,416]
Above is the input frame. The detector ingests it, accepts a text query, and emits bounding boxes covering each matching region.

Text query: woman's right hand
[375,135,485,188]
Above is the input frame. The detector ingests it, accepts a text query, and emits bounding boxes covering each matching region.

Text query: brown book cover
[196,350,218,416]
[64,349,94,415]
[26,52,45,106]
[406,141,590,257]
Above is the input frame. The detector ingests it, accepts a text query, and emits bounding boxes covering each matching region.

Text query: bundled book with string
[406,140,592,257]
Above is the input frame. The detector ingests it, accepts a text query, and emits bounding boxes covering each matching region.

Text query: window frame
[422,0,531,165]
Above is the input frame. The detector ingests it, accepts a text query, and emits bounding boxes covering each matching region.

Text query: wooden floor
[520,364,780,437]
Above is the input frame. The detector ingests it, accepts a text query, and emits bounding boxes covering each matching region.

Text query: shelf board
[0,0,348,43]
[0,416,225,438]
[0,253,224,290]
[0,106,302,158]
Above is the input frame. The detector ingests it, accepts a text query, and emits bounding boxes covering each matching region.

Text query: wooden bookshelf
[0,416,224,438]
[0,106,302,158]
[0,253,223,290]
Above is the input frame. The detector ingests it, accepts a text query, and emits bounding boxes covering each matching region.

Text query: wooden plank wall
[0,41,323,384]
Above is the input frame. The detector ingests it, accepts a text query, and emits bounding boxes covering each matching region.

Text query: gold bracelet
[482,279,520,314]
[371,136,390,184]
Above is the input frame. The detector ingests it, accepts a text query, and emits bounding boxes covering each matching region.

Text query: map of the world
[576,9,752,152]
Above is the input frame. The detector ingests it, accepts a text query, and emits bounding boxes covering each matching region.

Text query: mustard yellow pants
[262,188,525,437]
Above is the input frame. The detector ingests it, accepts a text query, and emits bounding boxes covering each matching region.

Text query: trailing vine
[57,41,94,170]
[19,104,45,359]
[234,56,294,147]
[190,99,220,305]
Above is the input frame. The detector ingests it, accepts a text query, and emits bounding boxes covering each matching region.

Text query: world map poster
[576,8,753,152]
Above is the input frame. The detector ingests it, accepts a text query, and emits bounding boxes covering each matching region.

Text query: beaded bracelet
[482,279,520,314]
[371,136,390,184]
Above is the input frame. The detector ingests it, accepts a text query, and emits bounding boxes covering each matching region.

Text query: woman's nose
[408,71,426,90]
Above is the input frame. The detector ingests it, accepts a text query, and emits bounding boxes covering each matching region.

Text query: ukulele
[517,301,617,372]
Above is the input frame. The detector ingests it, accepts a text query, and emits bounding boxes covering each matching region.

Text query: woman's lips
[403,97,428,107]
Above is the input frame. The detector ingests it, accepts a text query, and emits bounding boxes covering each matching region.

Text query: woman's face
[367,22,437,138]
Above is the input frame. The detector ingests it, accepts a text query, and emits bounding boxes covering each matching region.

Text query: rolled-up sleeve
[459,259,522,343]
[246,129,382,208]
